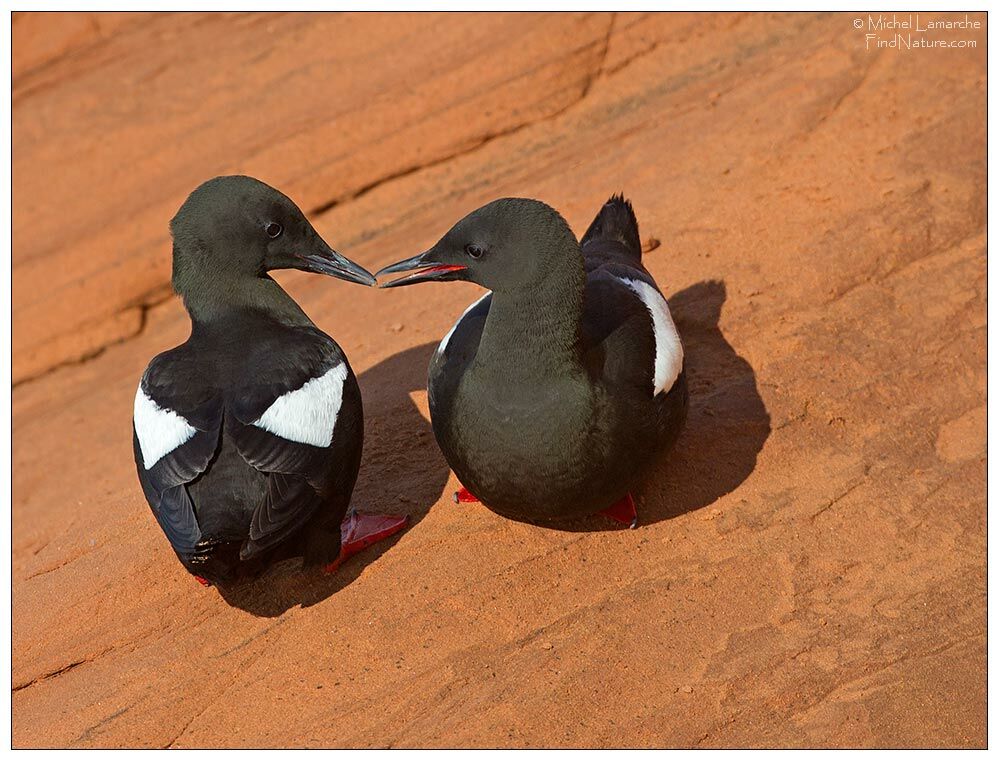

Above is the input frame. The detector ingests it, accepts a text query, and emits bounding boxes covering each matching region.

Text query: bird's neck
[180,273,314,329]
[475,255,586,382]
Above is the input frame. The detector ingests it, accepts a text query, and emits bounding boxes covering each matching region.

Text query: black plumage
[377,195,688,525]
[133,176,376,584]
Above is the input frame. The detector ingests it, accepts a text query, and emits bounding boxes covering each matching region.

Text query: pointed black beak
[375,251,467,288]
[297,242,376,286]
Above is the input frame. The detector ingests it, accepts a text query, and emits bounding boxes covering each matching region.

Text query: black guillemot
[133,175,406,585]
[376,195,688,528]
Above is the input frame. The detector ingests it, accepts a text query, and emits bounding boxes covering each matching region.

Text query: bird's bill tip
[299,249,377,286]
[375,253,429,279]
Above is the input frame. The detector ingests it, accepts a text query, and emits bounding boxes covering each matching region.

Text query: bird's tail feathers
[581,193,642,259]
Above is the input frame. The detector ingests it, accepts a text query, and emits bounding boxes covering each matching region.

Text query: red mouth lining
[419,264,467,275]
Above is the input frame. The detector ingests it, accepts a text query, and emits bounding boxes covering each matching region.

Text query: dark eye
[465,243,483,259]
[265,222,283,239]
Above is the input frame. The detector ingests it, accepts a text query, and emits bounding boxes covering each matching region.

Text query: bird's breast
[437,371,599,501]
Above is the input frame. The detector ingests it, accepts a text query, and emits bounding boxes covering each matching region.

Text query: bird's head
[376,198,579,293]
[169,176,374,294]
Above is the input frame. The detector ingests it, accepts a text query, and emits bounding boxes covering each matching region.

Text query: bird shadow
[215,342,448,616]
[636,279,770,524]
[544,279,771,532]
[216,279,767,611]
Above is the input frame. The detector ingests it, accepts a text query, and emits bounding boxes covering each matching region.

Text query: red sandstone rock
[12,11,985,748]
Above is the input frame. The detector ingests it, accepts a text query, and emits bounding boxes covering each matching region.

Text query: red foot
[193,575,211,587]
[453,486,479,504]
[324,510,409,574]
[599,493,638,529]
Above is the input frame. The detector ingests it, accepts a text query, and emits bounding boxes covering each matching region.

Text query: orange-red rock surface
[13,12,985,748]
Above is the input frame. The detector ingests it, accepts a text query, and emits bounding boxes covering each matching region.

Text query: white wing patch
[614,276,684,395]
[437,291,491,356]
[133,384,197,469]
[252,363,348,447]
